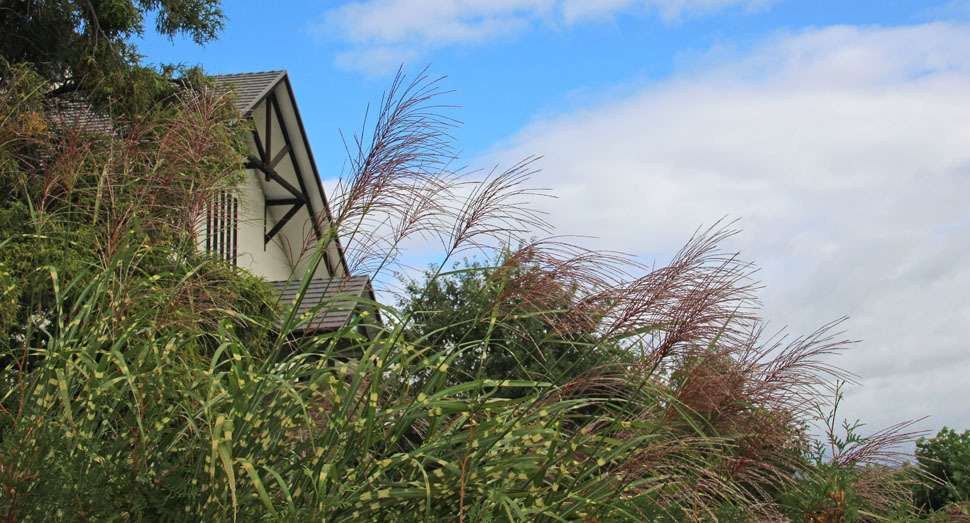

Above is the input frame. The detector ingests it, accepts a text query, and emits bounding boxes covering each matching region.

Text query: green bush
[399,256,621,397]
[914,427,970,512]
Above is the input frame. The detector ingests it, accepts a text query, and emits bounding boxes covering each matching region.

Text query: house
[205,71,378,338]
[46,70,375,338]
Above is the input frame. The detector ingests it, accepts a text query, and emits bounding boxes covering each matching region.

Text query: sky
[137,0,970,448]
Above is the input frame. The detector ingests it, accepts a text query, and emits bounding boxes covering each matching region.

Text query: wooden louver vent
[206,191,238,264]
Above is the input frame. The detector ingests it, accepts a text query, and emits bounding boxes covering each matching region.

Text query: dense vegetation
[913,428,970,515]
[1,0,223,116]
[397,256,625,398]
[2,2,968,520]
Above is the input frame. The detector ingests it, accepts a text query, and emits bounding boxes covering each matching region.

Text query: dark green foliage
[399,258,615,396]
[0,0,223,85]
[1,0,225,121]
[0,61,285,520]
[0,65,98,348]
[0,237,718,520]
[779,461,867,522]
[913,427,970,511]
[0,63,272,362]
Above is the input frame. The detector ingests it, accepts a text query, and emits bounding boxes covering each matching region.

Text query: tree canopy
[913,427,970,512]
[1,0,225,118]
[1,0,223,85]
[399,256,619,396]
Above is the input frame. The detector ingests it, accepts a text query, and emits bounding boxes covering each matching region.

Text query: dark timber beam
[264,98,272,164]
[269,92,322,241]
[248,156,305,202]
[264,200,304,244]
[266,198,302,206]
[270,143,291,169]
[244,87,335,274]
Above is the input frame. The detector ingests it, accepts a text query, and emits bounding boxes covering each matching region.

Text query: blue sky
[137,0,962,172]
[137,1,970,447]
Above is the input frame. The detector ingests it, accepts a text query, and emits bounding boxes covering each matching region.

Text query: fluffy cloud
[315,0,774,74]
[485,22,970,438]
[559,0,773,22]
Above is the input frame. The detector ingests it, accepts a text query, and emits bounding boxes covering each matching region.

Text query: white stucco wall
[249,87,342,282]
[195,79,347,284]
[235,169,294,282]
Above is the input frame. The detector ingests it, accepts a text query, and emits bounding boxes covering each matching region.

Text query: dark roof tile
[46,93,112,134]
[44,70,285,131]
[210,70,286,114]
[270,275,372,332]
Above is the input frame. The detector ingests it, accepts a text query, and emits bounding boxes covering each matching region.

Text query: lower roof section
[270,275,373,332]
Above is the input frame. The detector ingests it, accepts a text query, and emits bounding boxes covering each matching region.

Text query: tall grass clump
[1,65,921,520]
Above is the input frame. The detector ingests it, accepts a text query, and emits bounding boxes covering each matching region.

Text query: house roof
[46,71,284,128]
[44,73,371,334]
[270,276,373,332]
[47,92,112,134]
[46,70,285,133]
[210,70,286,115]
[213,70,351,277]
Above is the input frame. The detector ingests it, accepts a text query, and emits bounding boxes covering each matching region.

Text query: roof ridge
[210,70,285,78]
[269,274,371,286]
[209,70,287,114]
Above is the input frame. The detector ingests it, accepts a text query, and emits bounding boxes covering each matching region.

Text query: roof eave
[277,74,351,276]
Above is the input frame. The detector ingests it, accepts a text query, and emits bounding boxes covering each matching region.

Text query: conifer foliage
[1,0,223,87]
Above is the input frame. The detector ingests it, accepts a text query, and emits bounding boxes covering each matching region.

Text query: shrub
[914,427,970,512]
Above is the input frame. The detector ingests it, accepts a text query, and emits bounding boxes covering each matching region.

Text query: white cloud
[333,45,422,76]
[560,0,773,23]
[484,22,970,440]
[926,0,970,20]
[315,0,774,74]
